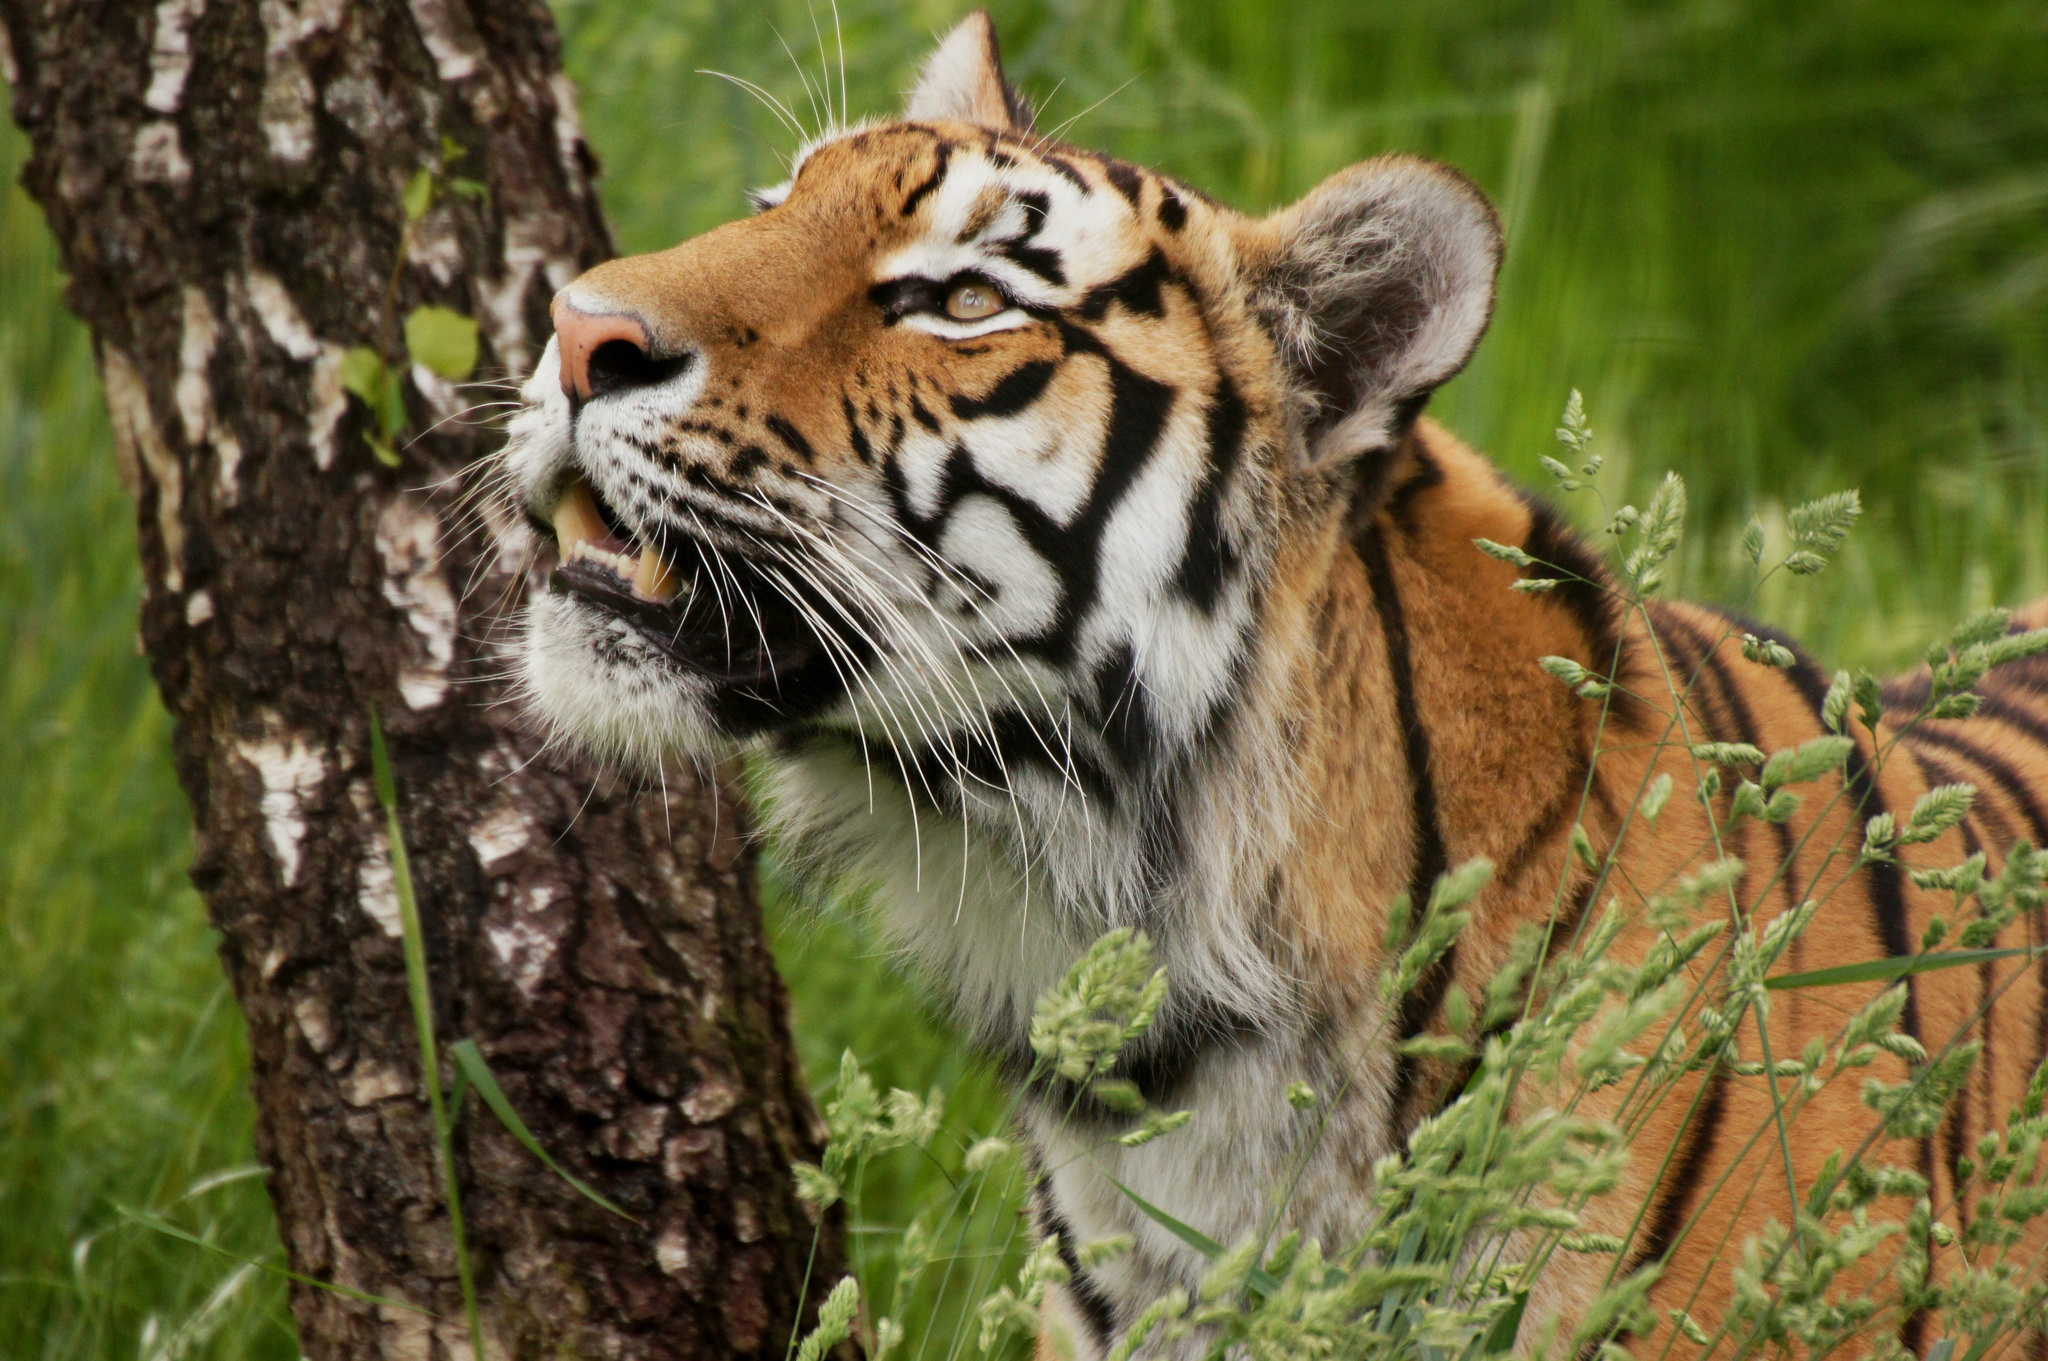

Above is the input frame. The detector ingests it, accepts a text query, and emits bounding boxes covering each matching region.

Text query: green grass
[2,0,2044,1352]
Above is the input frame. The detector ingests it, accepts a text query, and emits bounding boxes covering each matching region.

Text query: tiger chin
[500,11,2048,1357]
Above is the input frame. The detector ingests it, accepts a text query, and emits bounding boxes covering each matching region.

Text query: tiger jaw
[535,473,836,711]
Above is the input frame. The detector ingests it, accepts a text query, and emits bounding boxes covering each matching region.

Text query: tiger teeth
[566,539,637,577]
[551,479,609,554]
[635,545,681,604]
[550,476,685,604]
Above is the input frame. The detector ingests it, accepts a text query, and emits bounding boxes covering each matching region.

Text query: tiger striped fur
[499,12,2048,1355]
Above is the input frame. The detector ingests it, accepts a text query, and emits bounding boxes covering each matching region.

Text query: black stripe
[1687,628,1803,906]
[1775,638,1938,1355]
[1039,153,1091,193]
[840,395,874,465]
[1156,187,1187,231]
[1355,518,1453,1132]
[950,359,1058,421]
[879,327,1176,670]
[899,142,951,218]
[1100,158,1143,206]
[1032,1172,1117,1349]
[1628,1067,1729,1272]
[763,414,814,464]
[1518,492,1622,674]
[1173,372,1248,614]
[1904,725,2048,845]
[1078,248,1173,321]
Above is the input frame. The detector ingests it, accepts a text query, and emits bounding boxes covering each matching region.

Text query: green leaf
[447,177,489,202]
[404,305,479,381]
[340,345,406,450]
[403,168,436,221]
[118,1206,436,1316]
[1483,1289,1529,1356]
[1766,947,2040,991]
[1101,1173,1279,1297]
[448,1038,637,1221]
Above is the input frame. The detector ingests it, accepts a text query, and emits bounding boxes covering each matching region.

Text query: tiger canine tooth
[551,478,608,552]
[634,545,681,603]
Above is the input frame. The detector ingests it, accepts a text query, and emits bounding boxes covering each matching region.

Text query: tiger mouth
[543,475,822,691]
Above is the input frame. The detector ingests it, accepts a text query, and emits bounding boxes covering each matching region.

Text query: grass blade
[1100,1173,1278,1296]
[118,1206,435,1316]
[1765,946,2040,990]
[448,1039,638,1222]
[369,706,485,1354]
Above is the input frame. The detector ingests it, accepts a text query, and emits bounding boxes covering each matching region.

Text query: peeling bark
[0,1,840,1355]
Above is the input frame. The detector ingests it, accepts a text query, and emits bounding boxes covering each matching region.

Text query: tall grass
[1,0,2043,1353]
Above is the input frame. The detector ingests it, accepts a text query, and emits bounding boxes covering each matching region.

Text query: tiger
[498,11,2048,1356]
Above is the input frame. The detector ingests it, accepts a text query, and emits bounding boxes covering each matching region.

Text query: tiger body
[501,13,2048,1355]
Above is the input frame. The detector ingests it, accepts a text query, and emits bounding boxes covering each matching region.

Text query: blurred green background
[2,0,2043,1352]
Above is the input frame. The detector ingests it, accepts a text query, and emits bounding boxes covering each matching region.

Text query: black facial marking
[1101,158,1143,207]
[949,359,1057,421]
[909,394,942,433]
[877,325,1176,670]
[841,395,875,465]
[1157,186,1187,231]
[1174,372,1249,614]
[764,414,815,464]
[1040,153,1090,193]
[899,141,952,218]
[1092,641,1153,768]
[1079,247,1173,321]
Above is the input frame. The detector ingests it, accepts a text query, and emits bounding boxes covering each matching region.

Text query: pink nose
[551,298,651,401]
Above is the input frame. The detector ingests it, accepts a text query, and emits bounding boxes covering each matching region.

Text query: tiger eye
[944,281,1002,321]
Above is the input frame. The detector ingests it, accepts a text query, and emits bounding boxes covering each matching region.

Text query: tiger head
[504,11,1500,970]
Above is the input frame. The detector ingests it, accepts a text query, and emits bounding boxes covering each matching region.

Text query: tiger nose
[551,298,657,401]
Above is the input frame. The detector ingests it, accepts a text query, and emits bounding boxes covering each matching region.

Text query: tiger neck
[1266,419,1619,1055]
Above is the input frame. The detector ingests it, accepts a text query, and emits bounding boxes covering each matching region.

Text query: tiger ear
[903,10,1035,133]
[1251,156,1502,465]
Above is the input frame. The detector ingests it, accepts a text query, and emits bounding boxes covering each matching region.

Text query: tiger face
[503,13,1500,824]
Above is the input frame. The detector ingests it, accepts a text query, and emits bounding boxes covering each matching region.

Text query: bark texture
[0,1,839,1356]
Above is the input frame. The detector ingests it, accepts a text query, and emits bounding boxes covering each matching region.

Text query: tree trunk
[0,1,839,1356]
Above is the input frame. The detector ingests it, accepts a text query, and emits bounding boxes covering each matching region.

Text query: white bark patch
[548,73,589,190]
[185,590,214,625]
[292,993,337,1053]
[175,285,217,442]
[467,802,532,870]
[0,19,16,86]
[176,286,247,503]
[477,215,581,380]
[404,214,465,286]
[350,782,406,937]
[144,0,208,112]
[409,361,458,421]
[681,1073,740,1125]
[234,726,330,886]
[654,1225,693,1278]
[376,498,457,710]
[100,347,186,591]
[131,121,191,186]
[407,0,482,81]
[485,918,559,997]
[258,0,345,162]
[341,1058,413,1106]
[241,269,349,469]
